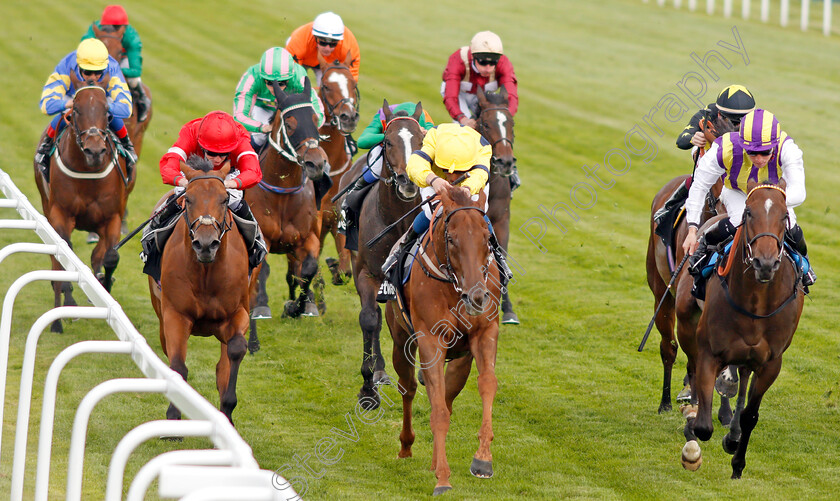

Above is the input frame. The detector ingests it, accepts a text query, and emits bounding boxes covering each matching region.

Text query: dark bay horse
[245,79,330,335]
[645,113,735,415]
[475,87,519,324]
[33,73,135,333]
[347,100,423,409]
[148,157,254,424]
[386,186,502,496]
[93,23,152,157]
[316,54,360,286]
[678,180,804,477]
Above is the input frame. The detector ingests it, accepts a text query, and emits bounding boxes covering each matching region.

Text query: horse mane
[393,110,410,118]
[186,155,214,173]
[483,90,508,106]
[447,187,473,207]
[100,25,119,33]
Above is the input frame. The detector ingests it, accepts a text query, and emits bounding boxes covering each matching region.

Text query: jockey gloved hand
[683,226,699,256]
[690,132,706,148]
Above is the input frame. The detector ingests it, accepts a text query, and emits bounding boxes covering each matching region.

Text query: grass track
[1,0,840,499]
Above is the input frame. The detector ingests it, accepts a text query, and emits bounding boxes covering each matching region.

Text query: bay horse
[645,112,735,415]
[33,71,135,333]
[678,180,805,478]
[346,100,423,409]
[245,79,330,338]
[148,157,254,424]
[316,53,360,286]
[93,23,152,157]
[475,86,519,324]
[386,185,502,496]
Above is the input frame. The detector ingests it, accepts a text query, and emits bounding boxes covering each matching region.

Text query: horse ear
[777,178,787,191]
[382,99,393,122]
[746,178,759,193]
[68,68,83,92]
[316,50,328,70]
[499,85,508,101]
[476,86,487,104]
[343,50,354,69]
[218,161,232,179]
[412,101,423,121]
[303,75,312,94]
[92,24,104,38]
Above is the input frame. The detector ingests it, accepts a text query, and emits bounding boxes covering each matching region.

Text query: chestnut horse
[386,186,501,496]
[148,157,254,424]
[677,180,805,477]
[93,24,152,157]
[33,73,135,333]
[316,54,360,286]
[246,79,330,338]
[475,87,519,324]
[346,100,423,409]
[645,112,734,415]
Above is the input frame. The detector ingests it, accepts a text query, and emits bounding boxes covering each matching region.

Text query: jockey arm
[120,25,143,79]
[303,75,326,128]
[357,113,385,149]
[684,141,726,229]
[496,56,519,116]
[232,66,268,133]
[228,144,262,189]
[442,50,467,121]
[779,139,806,208]
[676,107,711,150]
[104,58,133,119]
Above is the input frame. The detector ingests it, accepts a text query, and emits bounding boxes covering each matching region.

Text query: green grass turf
[2,0,840,499]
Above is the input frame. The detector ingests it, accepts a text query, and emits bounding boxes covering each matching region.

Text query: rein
[185,175,232,241]
[716,184,798,319]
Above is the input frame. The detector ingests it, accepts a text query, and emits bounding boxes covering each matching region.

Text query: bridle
[70,86,113,153]
[185,175,232,242]
[476,105,515,174]
[266,101,322,167]
[379,116,421,201]
[318,64,360,134]
[742,184,787,266]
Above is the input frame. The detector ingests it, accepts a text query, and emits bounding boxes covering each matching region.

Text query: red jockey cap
[101,5,129,25]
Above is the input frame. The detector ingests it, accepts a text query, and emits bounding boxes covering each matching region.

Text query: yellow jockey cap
[76,39,109,71]
[434,124,484,173]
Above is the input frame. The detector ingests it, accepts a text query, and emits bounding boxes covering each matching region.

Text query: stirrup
[803,268,817,287]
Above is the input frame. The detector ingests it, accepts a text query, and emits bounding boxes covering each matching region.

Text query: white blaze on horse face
[496,111,507,141]
[765,199,773,215]
[326,72,351,102]
[398,127,413,166]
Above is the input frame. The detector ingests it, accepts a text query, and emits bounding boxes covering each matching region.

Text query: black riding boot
[231,201,268,269]
[35,136,55,181]
[338,176,374,236]
[689,218,736,299]
[377,227,420,303]
[488,232,514,282]
[118,134,138,174]
[140,194,182,263]
[653,181,689,225]
[131,83,152,122]
[785,224,816,287]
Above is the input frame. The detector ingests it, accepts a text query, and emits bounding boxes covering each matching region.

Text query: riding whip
[366,172,470,247]
[638,252,690,352]
[112,193,184,251]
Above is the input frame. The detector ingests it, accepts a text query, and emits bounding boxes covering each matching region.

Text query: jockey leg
[128,77,151,122]
[35,114,66,178]
[653,177,691,225]
[377,211,429,303]
[484,216,514,282]
[229,197,268,270]
[140,193,183,278]
[785,223,816,287]
[340,145,384,234]
[110,116,137,171]
[688,217,736,299]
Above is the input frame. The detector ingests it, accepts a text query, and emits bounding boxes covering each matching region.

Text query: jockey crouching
[377,123,513,302]
[140,111,267,280]
[339,102,435,224]
[233,47,324,154]
[683,109,816,297]
[35,38,137,182]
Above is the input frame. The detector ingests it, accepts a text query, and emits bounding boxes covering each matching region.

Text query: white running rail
[0,168,296,501]
[645,0,834,36]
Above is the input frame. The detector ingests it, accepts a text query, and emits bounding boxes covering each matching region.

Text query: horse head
[701,110,738,144]
[317,52,360,133]
[437,186,491,316]
[743,179,788,283]
[182,156,231,264]
[67,69,112,167]
[269,77,330,180]
[92,24,125,60]
[380,99,424,200]
[476,86,515,177]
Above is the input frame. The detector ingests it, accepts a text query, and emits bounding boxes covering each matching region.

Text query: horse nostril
[192,241,202,252]
[209,240,221,251]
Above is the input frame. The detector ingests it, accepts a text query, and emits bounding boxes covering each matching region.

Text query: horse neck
[261,147,304,187]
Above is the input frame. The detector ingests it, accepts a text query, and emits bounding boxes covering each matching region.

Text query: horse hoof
[501,311,520,325]
[250,306,272,320]
[87,232,100,244]
[417,369,425,387]
[676,385,692,405]
[658,402,672,414]
[317,300,327,316]
[357,388,380,410]
[50,320,63,334]
[373,371,392,386]
[722,433,739,455]
[301,301,320,317]
[248,340,261,355]
[681,440,702,471]
[282,300,300,318]
[432,486,452,496]
[470,457,494,478]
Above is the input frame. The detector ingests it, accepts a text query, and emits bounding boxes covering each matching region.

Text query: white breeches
[720,186,797,228]
[439,80,499,119]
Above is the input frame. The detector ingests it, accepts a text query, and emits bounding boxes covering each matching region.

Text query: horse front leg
[723,367,751,455]
[91,214,122,292]
[251,259,271,319]
[162,309,192,422]
[48,215,76,333]
[469,325,498,480]
[289,235,321,317]
[417,333,452,495]
[494,210,519,325]
[653,289,677,414]
[386,304,417,459]
[357,273,383,409]
[732,358,782,479]
[218,308,250,425]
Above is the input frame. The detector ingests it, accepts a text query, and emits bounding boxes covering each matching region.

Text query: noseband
[267,102,323,167]
[185,175,232,242]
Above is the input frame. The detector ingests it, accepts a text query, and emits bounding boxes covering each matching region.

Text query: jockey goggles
[474,57,499,67]
[745,149,772,157]
[203,149,230,159]
[316,37,339,47]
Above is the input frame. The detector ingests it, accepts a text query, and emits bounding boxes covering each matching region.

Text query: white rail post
[743,0,751,19]
[723,0,733,17]
[761,0,770,22]
[707,0,716,15]
[825,0,833,36]
[801,0,810,31]
[688,0,697,11]
[126,450,236,501]
[10,306,110,501]
[34,341,134,501]
[781,0,790,27]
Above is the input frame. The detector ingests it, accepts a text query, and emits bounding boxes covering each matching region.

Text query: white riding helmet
[470,31,503,55]
[312,11,345,40]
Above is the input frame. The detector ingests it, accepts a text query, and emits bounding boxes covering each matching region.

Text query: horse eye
[383,139,392,148]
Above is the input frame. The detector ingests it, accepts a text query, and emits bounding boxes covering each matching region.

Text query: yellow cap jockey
[76,38,109,71]
[407,123,491,195]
